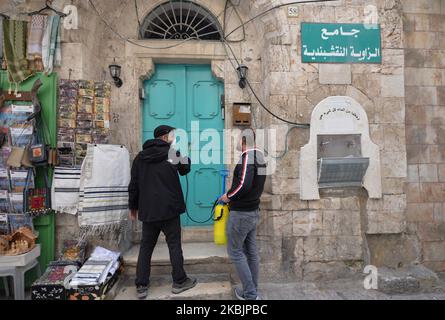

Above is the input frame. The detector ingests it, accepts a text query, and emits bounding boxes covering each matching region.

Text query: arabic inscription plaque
[301,23,382,64]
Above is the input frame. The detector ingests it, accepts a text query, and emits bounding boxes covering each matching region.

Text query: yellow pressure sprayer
[213,170,230,245]
[213,201,230,245]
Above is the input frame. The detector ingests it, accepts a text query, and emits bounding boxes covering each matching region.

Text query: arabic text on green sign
[301,23,382,64]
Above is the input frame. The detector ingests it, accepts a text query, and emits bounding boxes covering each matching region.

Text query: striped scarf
[51,167,81,215]
[78,144,130,239]
[42,15,61,75]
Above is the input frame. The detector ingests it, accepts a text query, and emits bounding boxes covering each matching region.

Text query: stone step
[132,226,214,243]
[113,274,233,300]
[123,242,233,276]
[377,265,442,294]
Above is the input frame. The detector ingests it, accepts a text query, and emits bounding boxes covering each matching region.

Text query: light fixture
[109,60,123,88]
[236,64,248,89]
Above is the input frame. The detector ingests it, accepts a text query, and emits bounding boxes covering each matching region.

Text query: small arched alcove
[299,96,382,200]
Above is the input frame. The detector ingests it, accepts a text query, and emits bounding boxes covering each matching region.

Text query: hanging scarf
[51,167,82,215]
[2,19,34,89]
[78,144,130,240]
[55,18,61,68]
[27,15,47,71]
[0,17,4,61]
[42,15,61,75]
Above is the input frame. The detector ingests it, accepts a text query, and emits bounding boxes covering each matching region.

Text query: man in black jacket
[219,128,267,300]
[128,125,197,300]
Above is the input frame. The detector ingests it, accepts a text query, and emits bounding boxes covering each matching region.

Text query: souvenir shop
[0,9,128,300]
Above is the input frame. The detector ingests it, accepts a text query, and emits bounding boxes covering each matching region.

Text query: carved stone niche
[299,96,382,200]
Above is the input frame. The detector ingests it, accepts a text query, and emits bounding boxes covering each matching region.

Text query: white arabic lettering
[303,45,380,61]
[321,26,361,40]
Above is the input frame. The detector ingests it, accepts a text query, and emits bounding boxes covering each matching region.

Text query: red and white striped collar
[242,148,262,155]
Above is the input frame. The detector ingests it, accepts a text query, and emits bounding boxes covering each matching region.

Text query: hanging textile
[2,19,34,87]
[27,15,47,72]
[0,16,4,61]
[55,18,61,68]
[42,15,61,74]
[51,167,81,215]
[78,144,130,237]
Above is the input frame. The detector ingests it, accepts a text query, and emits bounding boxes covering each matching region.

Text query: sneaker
[172,277,198,294]
[136,285,148,300]
[235,287,261,300]
[234,287,246,300]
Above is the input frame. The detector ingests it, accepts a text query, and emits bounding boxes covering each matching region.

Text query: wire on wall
[88,0,198,50]
[225,0,339,39]
[222,0,246,43]
[221,36,310,128]
[86,0,340,129]
[134,0,144,39]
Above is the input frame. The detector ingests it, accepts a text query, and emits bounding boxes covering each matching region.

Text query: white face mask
[168,130,176,145]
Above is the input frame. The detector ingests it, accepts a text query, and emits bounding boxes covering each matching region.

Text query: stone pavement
[257,274,445,300]
[111,271,445,300]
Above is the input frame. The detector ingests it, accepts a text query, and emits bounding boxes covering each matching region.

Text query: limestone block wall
[252,0,410,281]
[3,0,444,278]
[403,0,445,272]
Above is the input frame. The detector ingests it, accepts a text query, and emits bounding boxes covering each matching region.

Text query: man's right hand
[129,209,138,221]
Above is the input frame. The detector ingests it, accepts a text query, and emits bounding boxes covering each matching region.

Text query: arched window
[140,1,222,40]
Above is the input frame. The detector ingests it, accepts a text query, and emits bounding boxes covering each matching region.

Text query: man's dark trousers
[135,216,187,286]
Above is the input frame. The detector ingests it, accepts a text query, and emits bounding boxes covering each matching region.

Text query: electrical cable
[184,174,215,224]
[222,0,229,41]
[225,0,339,39]
[220,19,309,157]
[86,0,340,220]
[223,0,246,43]
[134,0,144,39]
[89,0,199,50]
[222,38,310,128]
[89,0,240,50]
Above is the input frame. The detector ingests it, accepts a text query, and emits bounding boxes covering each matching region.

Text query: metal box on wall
[317,134,369,188]
[232,103,252,126]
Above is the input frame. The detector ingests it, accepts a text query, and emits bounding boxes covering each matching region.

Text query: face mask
[168,130,176,146]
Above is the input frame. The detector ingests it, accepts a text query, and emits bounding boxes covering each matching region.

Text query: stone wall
[252,0,409,281]
[1,0,444,277]
[403,0,445,272]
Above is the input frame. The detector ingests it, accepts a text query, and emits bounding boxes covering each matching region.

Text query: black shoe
[136,285,148,300]
[172,277,197,294]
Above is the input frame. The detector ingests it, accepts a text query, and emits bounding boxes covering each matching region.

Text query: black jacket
[128,139,191,222]
[227,149,267,211]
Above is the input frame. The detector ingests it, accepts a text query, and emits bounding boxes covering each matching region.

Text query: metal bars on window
[140,0,222,40]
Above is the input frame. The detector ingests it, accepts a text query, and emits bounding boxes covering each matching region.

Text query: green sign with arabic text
[301,23,381,64]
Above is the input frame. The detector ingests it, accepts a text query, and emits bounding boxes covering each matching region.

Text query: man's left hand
[219,193,230,203]
[129,209,138,221]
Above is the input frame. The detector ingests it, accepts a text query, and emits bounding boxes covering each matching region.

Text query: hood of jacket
[139,139,171,163]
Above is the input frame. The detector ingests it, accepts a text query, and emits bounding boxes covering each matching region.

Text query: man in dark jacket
[128,125,197,300]
[219,128,266,300]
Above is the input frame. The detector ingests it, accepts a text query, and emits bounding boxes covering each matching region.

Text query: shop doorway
[142,64,224,226]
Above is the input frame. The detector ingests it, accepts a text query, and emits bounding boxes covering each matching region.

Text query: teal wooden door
[143,64,224,226]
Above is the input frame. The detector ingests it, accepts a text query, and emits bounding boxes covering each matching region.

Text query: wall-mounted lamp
[109,61,123,88]
[236,64,248,89]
